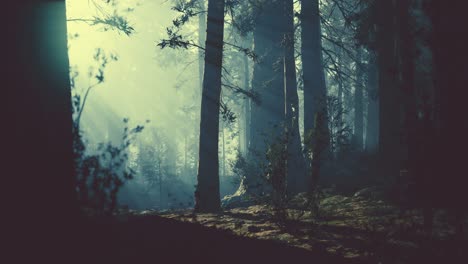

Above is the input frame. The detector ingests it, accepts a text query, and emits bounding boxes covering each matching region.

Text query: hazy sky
[66,0,201,144]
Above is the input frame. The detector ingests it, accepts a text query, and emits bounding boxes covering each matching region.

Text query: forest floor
[120,190,468,263]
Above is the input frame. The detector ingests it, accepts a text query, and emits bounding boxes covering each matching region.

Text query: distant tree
[353,47,364,150]
[365,53,379,153]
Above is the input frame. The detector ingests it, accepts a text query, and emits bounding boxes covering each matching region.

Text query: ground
[115,190,468,263]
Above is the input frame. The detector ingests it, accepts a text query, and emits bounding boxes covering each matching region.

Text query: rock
[222,177,255,209]
[289,192,310,209]
[354,186,385,200]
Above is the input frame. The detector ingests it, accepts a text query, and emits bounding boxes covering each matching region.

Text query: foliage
[71,48,144,215]
[71,48,118,127]
[67,0,135,36]
[230,152,263,193]
[74,119,144,216]
[326,95,352,156]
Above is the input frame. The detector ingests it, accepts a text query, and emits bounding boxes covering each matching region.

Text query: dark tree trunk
[284,0,307,195]
[301,0,329,191]
[6,1,76,260]
[248,0,285,192]
[425,0,468,238]
[195,0,225,213]
[375,0,401,182]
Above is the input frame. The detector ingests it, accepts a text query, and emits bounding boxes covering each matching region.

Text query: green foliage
[67,0,135,36]
[71,48,144,215]
[71,48,118,127]
[171,0,200,27]
[89,14,134,36]
[74,119,145,216]
[231,152,262,192]
[157,27,194,50]
[326,95,352,155]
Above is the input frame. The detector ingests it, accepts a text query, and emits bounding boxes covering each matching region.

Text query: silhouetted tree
[6,1,76,260]
[195,0,226,213]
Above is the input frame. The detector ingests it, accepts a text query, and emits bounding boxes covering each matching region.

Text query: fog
[66,0,240,210]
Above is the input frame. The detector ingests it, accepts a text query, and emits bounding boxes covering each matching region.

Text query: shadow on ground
[74,215,354,263]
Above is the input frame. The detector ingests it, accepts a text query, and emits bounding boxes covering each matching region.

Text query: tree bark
[365,54,379,153]
[198,1,207,91]
[354,48,364,150]
[301,0,329,191]
[6,1,76,260]
[195,0,225,213]
[284,0,307,195]
[375,0,401,182]
[248,0,285,193]
[241,36,251,157]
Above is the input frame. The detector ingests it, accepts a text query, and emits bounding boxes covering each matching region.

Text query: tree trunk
[195,0,225,213]
[284,0,307,195]
[425,0,468,236]
[241,36,251,156]
[301,0,329,191]
[248,0,285,193]
[198,1,206,91]
[6,1,76,260]
[365,54,379,153]
[376,0,400,183]
[354,48,364,150]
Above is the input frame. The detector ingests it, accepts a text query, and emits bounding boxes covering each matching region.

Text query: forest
[5,0,468,263]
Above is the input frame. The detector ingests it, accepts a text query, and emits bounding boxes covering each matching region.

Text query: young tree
[195,0,226,213]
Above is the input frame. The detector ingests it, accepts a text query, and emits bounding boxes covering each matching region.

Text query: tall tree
[424,0,468,236]
[375,0,401,182]
[248,0,285,192]
[195,0,226,213]
[301,0,329,191]
[284,0,307,194]
[6,1,76,259]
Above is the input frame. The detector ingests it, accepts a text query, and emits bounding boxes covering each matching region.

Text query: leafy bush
[70,48,144,215]
[74,120,144,216]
